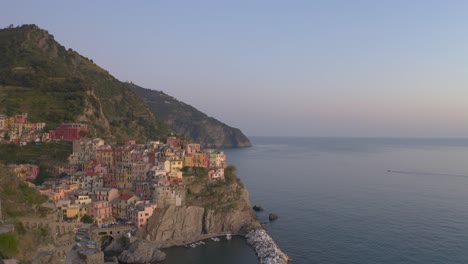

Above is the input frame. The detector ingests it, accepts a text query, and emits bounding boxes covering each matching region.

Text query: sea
[163,137,468,264]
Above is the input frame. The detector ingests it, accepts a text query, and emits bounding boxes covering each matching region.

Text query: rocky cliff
[138,167,261,248]
[118,239,166,263]
[126,82,252,148]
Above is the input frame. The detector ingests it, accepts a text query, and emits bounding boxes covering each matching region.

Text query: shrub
[81,214,94,224]
[0,233,18,259]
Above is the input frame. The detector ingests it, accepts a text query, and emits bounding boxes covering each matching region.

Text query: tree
[0,233,18,259]
[35,165,51,185]
[81,214,94,224]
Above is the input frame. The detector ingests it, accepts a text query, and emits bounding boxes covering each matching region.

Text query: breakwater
[246,229,290,264]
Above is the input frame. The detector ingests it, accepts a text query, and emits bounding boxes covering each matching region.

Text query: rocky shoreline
[246,229,290,264]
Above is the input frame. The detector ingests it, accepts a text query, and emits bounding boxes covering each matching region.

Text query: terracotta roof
[119,194,136,201]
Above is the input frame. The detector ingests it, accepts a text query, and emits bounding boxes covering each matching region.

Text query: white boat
[211,237,220,242]
[226,233,232,240]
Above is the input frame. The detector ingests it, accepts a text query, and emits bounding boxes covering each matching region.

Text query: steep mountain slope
[126,82,252,148]
[0,24,168,143]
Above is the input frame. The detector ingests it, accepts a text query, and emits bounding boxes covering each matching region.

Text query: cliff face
[138,170,260,248]
[126,82,252,148]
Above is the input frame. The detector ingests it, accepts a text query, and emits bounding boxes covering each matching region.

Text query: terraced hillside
[0,24,168,143]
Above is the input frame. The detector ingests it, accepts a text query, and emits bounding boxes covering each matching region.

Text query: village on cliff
[1,113,227,228]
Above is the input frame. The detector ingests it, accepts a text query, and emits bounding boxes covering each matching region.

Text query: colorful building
[192,153,209,168]
[88,201,113,225]
[128,202,157,227]
[50,123,89,141]
[184,143,201,155]
[93,187,119,202]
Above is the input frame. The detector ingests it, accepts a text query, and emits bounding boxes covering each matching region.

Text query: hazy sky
[3,1,468,137]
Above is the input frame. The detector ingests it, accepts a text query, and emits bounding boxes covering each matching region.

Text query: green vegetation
[81,214,94,224]
[0,85,83,127]
[35,165,52,185]
[182,167,208,178]
[0,24,168,143]
[0,164,48,217]
[0,233,18,259]
[0,142,72,165]
[127,82,252,148]
[185,165,243,213]
[15,226,53,260]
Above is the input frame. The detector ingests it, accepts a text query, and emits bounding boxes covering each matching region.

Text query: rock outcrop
[118,240,166,264]
[103,237,129,255]
[139,169,261,248]
[78,250,105,264]
[269,213,279,221]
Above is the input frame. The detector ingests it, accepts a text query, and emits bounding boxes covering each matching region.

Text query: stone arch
[100,235,114,250]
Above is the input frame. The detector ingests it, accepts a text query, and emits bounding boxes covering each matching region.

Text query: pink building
[15,113,27,124]
[130,150,143,163]
[85,160,102,175]
[28,165,39,180]
[185,143,201,155]
[128,203,157,227]
[88,201,113,225]
[166,137,181,148]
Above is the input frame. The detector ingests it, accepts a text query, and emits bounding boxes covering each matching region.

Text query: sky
[2,1,468,137]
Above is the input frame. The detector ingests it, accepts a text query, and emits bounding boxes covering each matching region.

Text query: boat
[226,233,232,240]
[211,237,220,242]
[199,241,205,245]
[190,243,196,248]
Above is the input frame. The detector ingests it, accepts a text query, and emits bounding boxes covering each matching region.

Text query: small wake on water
[387,170,468,179]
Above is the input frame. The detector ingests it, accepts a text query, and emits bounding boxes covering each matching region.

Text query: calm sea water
[165,137,468,264]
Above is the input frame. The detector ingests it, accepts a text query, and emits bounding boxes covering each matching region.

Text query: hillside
[0,164,54,261]
[126,82,252,148]
[0,24,168,144]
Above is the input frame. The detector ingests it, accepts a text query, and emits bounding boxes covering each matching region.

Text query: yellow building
[184,155,194,167]
[66,204,81,218]
[0,115,7,130]
[7,116,16,130]
[170,159,184,172]
[117,165,133,189]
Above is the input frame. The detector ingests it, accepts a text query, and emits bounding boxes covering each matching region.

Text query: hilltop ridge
[127,82,252,148]
[0,24,168,143]
[0,24,251,148]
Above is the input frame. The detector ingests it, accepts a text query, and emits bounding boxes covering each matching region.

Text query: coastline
[157,229,290,264]
[246,229,290,264]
